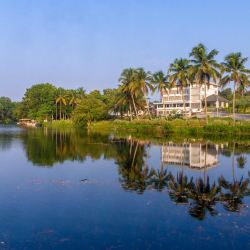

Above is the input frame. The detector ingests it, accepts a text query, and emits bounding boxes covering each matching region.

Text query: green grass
[90,118,250,138]
[45,120,75,129]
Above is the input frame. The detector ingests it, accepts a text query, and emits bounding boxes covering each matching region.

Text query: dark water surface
[0,126,250,249]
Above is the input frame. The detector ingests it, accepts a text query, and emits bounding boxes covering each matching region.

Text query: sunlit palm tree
[56,94,68,120]
[221,52,250,125]
[189,43,221,124]
[119,68,139,119]
[133,68,153,119]
[151,71,169,116]
[168,58,191,117]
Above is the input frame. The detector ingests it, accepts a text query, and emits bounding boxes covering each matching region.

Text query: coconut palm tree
[119,68,139,119]
[221,52,250,125]
[168,58,191,117]
[133,68,153,119]
[189,44,221,124]
[151,71,169,116]
[56,94,68,120]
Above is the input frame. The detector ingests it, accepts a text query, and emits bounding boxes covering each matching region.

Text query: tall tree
[56,94,68,120]
[133,68,153,119]
[221,52,250,124]
[119,68,139,119]
[168,58,191,117]
[151,71,169,116]
[189,44,221,124]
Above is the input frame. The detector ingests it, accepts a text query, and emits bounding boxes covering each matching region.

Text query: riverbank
[90,118,250,138]
[46,118,250,139]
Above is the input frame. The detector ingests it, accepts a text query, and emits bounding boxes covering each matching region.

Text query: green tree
[189,44,221,124]
[151,71,169,116]
[220,88,233,100]
[119,68,139,119]
[0,97,16,123]
[20,83,57,120]
[221,52,250,124]
[133,68,153,119]
[72,94,108,127]
[56,93,68,120]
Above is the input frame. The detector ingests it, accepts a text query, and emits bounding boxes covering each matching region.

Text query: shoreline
[45,118,250,138]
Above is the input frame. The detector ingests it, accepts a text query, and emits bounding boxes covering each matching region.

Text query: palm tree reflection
[219,175,250,212]
[167,171,192,204]
[188,177,219,220]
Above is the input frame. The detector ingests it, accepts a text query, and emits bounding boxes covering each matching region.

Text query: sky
[0,0,250,101]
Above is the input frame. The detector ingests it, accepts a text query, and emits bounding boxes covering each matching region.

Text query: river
[0,126,249,249]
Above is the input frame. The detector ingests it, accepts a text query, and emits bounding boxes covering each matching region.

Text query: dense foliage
[0,97,18,123]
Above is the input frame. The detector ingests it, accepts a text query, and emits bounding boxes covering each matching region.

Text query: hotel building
[154,83,220,116]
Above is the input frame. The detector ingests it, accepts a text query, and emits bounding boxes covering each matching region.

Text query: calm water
[0,126,250,249]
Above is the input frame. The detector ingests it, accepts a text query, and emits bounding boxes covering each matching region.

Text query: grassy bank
[46,118,250,139]
[45,120,74,129]
[90,118,250,138]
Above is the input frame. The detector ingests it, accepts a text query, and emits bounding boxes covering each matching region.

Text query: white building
[154,83,219,116]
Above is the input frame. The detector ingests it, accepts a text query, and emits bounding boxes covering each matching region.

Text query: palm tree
[189,43,221,124]
[221,52,250,125]
[151,71,169,116]
[56,94,68,120]
[119,68,139,120]
[133,68,153,119]
[168,58,191,117]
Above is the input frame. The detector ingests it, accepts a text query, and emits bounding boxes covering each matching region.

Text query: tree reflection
[219,176,250,212]
[188,177,219,220]
[16,129,250,219]
[237,155,247,168]
[167,171,193,204]
[116,139,155,194]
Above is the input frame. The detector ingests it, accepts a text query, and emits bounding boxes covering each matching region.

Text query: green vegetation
[221,52,250,124]
[90,119,250,138]
[0,97,18,124]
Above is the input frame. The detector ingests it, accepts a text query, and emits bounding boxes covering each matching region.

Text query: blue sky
[0,0,250,100]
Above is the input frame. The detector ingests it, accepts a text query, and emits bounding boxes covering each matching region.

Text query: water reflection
[1,127,250,220]
[161,142,219,169]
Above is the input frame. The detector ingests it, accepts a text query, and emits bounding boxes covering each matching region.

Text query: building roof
[206,94,229,103]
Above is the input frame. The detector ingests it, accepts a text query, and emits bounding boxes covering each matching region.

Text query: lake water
[0,126,250,249]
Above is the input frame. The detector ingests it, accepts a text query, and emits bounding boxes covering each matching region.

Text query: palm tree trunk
[131,95,139,120]
[182,89,186,119]
[204,82,208,125]
[145,95,152,119]
[233,81,236,126]
[129,104,132,121]
[60,102,62,120]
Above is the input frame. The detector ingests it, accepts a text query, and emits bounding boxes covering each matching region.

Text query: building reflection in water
[161,143,225,169]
